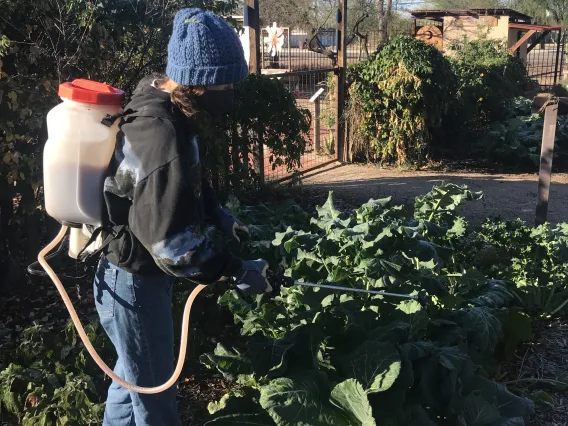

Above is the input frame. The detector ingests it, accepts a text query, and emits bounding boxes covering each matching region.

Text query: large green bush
[346,38,529,165]
[348,36,457,164]
[450,38,528,123]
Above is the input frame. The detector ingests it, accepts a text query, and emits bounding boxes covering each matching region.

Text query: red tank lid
[58,79,124,106]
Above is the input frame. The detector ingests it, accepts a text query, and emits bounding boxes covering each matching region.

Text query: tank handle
[72,79,120,94]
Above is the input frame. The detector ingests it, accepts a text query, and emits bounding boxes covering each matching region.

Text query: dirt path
[302,163,568,225]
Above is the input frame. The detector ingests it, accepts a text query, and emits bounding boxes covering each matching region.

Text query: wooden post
[535,99,559,226]
[245,0,263,186]
[509,29,535,55]
[310,88,325,153]
[335,0,347,162]
[245,0,261,75]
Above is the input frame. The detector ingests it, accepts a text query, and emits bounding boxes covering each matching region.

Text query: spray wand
[294,281,421,301]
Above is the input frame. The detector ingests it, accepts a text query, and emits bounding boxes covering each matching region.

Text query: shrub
[195,74,311,197]
[347,36,456,164]
[450,38,528,123]
[0,321,112,425]
[473,97,568,167]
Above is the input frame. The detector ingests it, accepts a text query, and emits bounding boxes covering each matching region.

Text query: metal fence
[260,28,382,71]
[526,30,566,89]
[346,32,381,65]
[263,69,337,182]
[259,20,345,182]
[261,28,336,71]
[259,26,381,181]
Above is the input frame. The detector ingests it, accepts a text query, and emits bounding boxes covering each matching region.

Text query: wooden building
[409,8,561,64]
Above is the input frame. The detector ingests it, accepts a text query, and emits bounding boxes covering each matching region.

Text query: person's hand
[217,209,249,243]
[232,260,273,294]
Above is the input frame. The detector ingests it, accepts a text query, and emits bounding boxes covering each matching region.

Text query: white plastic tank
[44,79,124,226]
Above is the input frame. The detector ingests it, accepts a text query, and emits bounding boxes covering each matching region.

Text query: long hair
[168,80,205,118]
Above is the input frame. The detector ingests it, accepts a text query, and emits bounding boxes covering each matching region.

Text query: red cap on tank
[58,79,124,106]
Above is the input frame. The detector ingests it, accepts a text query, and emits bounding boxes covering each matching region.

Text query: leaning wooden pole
[535,97,559,226]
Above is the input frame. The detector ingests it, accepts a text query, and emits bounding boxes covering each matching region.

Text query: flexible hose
[38,225,207,394]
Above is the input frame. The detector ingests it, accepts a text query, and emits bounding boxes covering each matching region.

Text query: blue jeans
[93,258,180,426]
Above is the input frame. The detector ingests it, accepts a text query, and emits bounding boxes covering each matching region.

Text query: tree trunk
[376,0,393,42]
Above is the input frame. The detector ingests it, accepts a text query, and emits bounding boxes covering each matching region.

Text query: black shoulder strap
[77,225,126,264]
[101,106,174,127]
[128,105,175,120]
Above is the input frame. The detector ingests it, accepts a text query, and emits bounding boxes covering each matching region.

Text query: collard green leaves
[205,391,276,425]
[259,371,351,426]
[331,379,375,426]
[201,185,540,426]
[336,341,401,393]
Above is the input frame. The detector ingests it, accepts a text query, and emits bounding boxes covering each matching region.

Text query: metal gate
[257,15,342,182]
[262,69,338,182]
[526,30,566,89]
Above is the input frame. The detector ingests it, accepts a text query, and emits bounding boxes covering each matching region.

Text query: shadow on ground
[302,164,568,225]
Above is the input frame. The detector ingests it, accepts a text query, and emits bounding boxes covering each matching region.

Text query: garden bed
[4,183,568,425]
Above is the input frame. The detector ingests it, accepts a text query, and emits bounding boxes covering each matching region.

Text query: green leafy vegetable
[204,184,540,425]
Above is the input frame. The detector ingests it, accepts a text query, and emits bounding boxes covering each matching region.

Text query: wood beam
[527,29,551,54]
[509,29,535,54]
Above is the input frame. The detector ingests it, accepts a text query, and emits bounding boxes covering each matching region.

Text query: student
[93,8,271,425]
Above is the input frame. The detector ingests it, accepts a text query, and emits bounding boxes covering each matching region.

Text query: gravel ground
[302,163,568,225]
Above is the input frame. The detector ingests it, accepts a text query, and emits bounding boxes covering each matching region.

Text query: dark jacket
[103,75,240,283]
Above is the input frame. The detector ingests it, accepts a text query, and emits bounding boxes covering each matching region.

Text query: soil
[302,163,568,225]
[506,321,568,426]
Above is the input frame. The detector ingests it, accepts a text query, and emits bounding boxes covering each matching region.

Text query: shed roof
[409,8,532,21]
[509,22,562,31]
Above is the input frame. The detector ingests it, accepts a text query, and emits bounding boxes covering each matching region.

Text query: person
[93,8,271,426]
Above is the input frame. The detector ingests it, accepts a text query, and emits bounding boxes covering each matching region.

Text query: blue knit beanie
[166,8,248,86]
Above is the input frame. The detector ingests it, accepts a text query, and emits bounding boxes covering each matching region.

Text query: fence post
[245,0,260,75]
[335,0,347,162]
[310,88,325,153]
[535,99,559,226]
[245,0,264,187]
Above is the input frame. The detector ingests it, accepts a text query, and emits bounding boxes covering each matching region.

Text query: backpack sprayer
[34,79,417,395]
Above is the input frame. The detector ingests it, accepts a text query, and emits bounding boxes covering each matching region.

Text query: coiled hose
[38,225,207,394]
